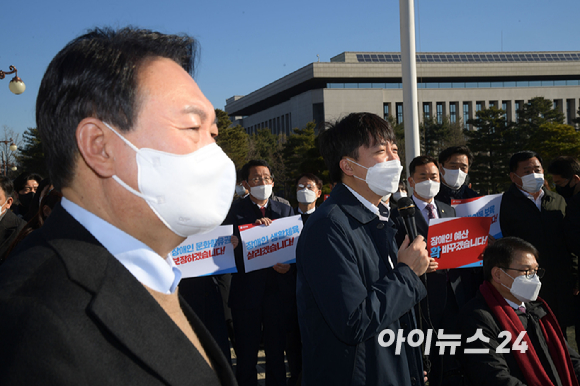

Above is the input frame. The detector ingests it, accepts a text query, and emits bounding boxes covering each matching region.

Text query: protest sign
[170,225,236,278]
[239,214,303,273]
[428,216,492,270]
[451,193,503,239]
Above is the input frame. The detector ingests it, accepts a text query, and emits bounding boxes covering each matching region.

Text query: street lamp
[0,66,25,95]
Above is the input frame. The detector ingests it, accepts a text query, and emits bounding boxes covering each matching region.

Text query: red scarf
[480,281,579,386]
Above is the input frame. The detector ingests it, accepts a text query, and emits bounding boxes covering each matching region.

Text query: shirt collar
[343,184,387,221]
[504,297,525,310]
[517,186,544,210]
[298,206,316,215]
[61,197,181,294]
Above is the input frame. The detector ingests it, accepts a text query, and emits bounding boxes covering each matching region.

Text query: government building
[225,51,580,134]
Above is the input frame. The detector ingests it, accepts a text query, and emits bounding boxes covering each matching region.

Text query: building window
[436,102,444,124]
[489,101,497,108]
[396,103,404,125]
[463,102,470,130]
[567,99,577,125]
[423,103,431,121]
[450,103,457,124]
[476,102,483,112]
[383,103,390,120]
[515,101,522,122]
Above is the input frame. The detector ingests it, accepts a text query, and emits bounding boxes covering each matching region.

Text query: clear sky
[1,0,578,139]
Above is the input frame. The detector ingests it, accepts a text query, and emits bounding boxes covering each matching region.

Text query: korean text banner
[451,193,503,239]
[428,217,492,270]
[239,215,303,273]
[171,225,236,278]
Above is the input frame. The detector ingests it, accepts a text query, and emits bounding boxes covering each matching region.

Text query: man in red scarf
[456,237,580,386]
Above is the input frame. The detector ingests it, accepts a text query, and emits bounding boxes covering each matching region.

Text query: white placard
[170,225,237,278]
[451,193,503,239]
[239,215,303,273]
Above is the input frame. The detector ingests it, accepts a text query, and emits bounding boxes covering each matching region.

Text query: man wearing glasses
[224,159,294,386]
[457,237,580,385]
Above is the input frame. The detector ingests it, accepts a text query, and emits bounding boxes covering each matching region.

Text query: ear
[509,172,519,184]
[42,205,52,219]
[5,197,13,209]
[439,163,446,176]
[76,118,116,178]
[340,158,354,177]
[491,266,502,283]
[242,181,250,190]
[316,189,322,198]
[407,175,415,188]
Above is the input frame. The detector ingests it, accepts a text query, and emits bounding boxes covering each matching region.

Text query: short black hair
[241,160,273,181]
[318,112,396,183]
[296,173,323,191]
[509,151,543,173]
[13,173,43,193]
[438,146,474,167]
[36,26,198,190]
[548,156,580,179]
[0,177,15,199]
[482,237,539,281]
[409,155,439,176]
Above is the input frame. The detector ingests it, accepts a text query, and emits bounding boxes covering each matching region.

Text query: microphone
[397,197,418,242]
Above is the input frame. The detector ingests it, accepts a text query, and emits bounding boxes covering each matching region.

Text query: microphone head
[397,197,416,217]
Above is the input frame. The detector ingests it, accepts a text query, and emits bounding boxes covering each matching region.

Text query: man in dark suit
[393,155,462,386]
[224,159,294,386]
[0,27,236,385]
[500,150,576,332]
[457,237,580,385]
[0,177,25,261]
[297,113,430,386]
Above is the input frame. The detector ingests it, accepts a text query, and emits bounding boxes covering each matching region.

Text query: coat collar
[331,183,378,225]
[40,204,228,385]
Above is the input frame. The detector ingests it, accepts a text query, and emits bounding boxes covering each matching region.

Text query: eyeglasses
[501,267,545,279]
[250,176,272,184]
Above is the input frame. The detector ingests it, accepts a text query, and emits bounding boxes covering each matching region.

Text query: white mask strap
[103,122,141,153]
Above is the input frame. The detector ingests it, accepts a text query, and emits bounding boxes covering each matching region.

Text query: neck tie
[518,306,526,313]
[426,203,437,220]
[260,207,266,217]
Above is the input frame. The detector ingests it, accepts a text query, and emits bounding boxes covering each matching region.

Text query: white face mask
[235,185,247,197]
[0,197,8,216]
[413,179,440,200]
[392,191,407,202]
[297,188,317,204]
[501,269,542,303]
[348,159,403,197]
[381,193,392,203]
[442,167,467,189]
[105,123,236,237]
[517,173,544,194]
[250,184,273,201]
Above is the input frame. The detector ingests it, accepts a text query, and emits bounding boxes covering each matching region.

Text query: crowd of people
[0,25,579,386]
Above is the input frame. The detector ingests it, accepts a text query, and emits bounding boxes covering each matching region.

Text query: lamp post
[0,140,17,176]
[0,66,25,95]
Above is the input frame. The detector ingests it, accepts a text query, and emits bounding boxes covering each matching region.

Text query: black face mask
[18,192,34,210]
[555,179,575,199]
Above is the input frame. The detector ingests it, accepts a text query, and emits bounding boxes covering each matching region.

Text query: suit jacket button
[377,223,385,229]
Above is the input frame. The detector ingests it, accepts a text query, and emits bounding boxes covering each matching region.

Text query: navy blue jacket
[296,183,427,386]
[224,195,295,309]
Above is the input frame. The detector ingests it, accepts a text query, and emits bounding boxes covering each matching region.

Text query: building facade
[225,51,580,134]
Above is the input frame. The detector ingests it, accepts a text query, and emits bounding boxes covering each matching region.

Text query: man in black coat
[457,237,580,386]
[435,146,479,206]
[224,159,295,386]
[297,113,430,386]
[0,27,237,385]
[548,156,580,352]
[0,177,25,261]
[500,151,576,332]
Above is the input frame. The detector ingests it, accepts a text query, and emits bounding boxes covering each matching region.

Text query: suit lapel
[414,209,429,239]
[42,205,221,385]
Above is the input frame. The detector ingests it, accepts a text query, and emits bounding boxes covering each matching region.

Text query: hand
[424,371,428,383]
[573,288,579,296]
[230,235,239,249]
[425,258,438,273]
[397,235,430,276]
[272,263,290,274]
[255,217,273,226]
